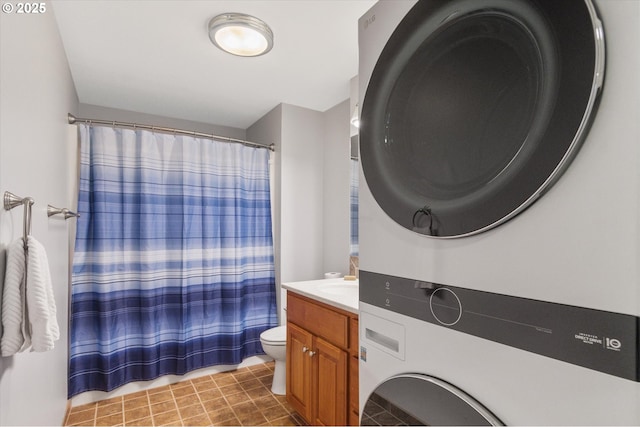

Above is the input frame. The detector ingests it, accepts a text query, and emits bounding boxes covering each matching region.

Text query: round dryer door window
[360,0,604,237]
[361,374,503,426]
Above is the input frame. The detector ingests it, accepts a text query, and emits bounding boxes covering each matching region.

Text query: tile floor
[64,362,306,426]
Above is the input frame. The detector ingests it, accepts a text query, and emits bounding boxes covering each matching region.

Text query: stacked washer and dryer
[357,0,639,425]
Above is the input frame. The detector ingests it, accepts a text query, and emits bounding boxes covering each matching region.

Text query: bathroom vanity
[282,279,359,426]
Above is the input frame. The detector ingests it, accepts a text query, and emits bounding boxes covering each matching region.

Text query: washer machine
[357,0,640,424]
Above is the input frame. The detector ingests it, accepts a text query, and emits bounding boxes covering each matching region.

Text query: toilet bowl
[259,324,287,395]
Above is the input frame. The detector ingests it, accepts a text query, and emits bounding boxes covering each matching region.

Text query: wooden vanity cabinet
[348,317,359,425]
[286,292,359,426]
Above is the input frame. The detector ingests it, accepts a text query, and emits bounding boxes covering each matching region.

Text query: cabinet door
[349,355,359,425]
[313,337,348,426]
[287,322,313,421]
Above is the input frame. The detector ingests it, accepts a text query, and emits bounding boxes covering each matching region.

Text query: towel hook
[47,205,80,220]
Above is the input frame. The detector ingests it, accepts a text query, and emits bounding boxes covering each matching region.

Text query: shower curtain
[68,125,277,397]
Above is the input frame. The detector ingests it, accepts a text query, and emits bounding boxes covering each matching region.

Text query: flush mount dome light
[208,13,274,57]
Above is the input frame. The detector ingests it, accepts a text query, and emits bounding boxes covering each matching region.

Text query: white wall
[249,103,351,286]
[0,7,79,426]
[322,100,351,275]
[279,105,325,282]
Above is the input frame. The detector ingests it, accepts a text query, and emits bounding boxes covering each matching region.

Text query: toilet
[259,288,287,395]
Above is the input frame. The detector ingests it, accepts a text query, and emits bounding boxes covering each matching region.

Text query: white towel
[26,236,59,352]
[1,238,30,356]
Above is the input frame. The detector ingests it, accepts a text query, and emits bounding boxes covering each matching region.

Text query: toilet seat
[260,325,286,345]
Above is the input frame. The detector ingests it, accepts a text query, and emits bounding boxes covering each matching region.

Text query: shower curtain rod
[67,113,275,152]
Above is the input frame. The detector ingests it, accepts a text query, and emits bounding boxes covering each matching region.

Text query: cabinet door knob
[302,346,308,353]
[308,350,316,357]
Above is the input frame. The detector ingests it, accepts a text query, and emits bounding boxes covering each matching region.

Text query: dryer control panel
[359,270,639,382]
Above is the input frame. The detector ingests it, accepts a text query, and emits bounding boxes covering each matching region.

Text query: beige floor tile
[198,387,223,402]
[124,405,151,423]
[66,408,96,426]
[148,390,174,404]
[94,412,123,426]
[190,374,213,384]
[97,396,123,407]
[207,406,237,424]
[193,380,218,393]
[239,378,263,391]
[252,395,280,409]
[152,409,181,426]
[246,386,272,400]
[216,416,242,426]
[124,416,152,426]
[151,400,178,415]
[178,402,206,420]
[261,404,290,421]
[123,395,149,411]
[238,411,268,426]
[213,374,238,387]
[233,401,259,416]
[218,382,244,395]
[233,371,256,383]
[175,393,199,408]
[200,396,227,413]
[225,390,251,407]
[171,384,196,398]
[66,362,306,427]
[182,413,212,426]
[250,366,273,377]
[259,376,274,387]
[96,403,123,419]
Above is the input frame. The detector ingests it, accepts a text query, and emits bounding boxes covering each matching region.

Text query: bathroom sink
[318,283,359,297]
[282,278,359,313]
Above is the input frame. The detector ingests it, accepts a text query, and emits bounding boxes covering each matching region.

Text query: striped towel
[1,238,30,356]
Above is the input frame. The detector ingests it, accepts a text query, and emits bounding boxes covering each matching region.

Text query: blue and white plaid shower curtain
[68,125,277,397]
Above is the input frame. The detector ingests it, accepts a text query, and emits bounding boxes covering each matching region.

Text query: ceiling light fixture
[208,13,274,57]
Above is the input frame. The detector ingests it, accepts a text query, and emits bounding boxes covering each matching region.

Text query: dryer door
[360,0,604,237]
[361,374,503,426]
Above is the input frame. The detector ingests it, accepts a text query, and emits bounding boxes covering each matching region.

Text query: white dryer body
[358,0,640,424]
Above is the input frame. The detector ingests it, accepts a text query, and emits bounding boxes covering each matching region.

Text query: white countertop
[282,278,359,314]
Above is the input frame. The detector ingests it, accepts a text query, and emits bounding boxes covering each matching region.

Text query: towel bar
[3,191,34,247]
